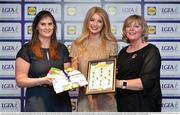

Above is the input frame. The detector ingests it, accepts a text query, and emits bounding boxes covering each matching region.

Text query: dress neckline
[126,44,150,54]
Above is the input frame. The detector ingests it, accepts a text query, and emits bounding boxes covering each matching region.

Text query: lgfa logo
[161,64,177,71]
[162,101,178,110]
[2,45,19,52]
[41,7,58,14]
[1,6,18,14]
[161,7,178,14]
[162,26,178,33]
[161,45,177,52]
[1,64,14,71]
[161,82,178,89]
[1,83,18,89]
[1,101,19,110]
[28,6,36,16]
[1,26,18,33]
[122,7,138,14]
[148,25,156,34]
[147,6,156,15]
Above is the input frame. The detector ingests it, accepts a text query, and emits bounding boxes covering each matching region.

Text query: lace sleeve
[139,45,161,95]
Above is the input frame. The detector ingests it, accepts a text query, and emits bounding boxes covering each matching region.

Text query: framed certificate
[86,58,116,95]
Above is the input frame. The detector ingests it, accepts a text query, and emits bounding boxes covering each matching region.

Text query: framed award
[85,58,116,95]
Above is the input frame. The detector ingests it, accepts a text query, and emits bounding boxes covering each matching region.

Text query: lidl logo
[147,7,156,15]
[148,25,156,34]
[27,25,32,34]
[28,6,36,16]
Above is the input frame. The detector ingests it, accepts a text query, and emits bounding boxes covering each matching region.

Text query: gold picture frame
[86,58,116,95]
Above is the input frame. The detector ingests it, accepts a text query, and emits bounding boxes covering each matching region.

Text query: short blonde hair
[122,15,149,43]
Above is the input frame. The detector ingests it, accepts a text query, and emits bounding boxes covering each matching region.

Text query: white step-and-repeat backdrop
[0,0,180,112]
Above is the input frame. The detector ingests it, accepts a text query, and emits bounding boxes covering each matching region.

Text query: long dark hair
[29,10,59,59]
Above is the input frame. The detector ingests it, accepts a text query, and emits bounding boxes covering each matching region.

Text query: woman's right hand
[38,76,56,86]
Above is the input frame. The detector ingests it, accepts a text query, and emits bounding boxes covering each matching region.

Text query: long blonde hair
[74,6,116,51]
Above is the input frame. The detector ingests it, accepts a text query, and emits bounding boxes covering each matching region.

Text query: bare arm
[64,62,71,70]
[15,57,54,88]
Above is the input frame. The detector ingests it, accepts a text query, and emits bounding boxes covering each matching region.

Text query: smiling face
[122,15,149,43]
[37,16,54,39]
[88,13,104,35]
[125,21,143,43]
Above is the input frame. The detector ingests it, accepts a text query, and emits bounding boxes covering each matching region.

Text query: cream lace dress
[70,39,118,112]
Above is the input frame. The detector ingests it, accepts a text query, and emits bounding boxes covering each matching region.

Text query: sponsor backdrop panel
[151,41,180,59]
[0,60,15,77]
[0,42,21,59]
[0,23,21,40]
[103,4,141,22]
[0,80,21,97]
[148,23,180,40]
[161,61,180,78]
[0,99,21,112]
[161,79,180,97]
[0,4,21,21]
[24,4,61,21]
[64,23,82,40]
[162,99,180,112]
[0,0,180,112]
[64,4,101,21]
[144,4,180,21]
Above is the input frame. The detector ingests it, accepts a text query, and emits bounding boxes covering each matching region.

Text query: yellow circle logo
[28,25,32,34]
[67,7,77,16]
[111,25,117,34]
[108,6,117,16]
[147,7,156,15]
[67,26,76,35]
[148,25,156,34]
[28,7,36,16]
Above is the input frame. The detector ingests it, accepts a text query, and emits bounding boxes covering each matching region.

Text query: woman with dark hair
[15,10,72,112]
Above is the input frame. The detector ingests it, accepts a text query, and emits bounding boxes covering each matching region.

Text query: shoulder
[106,40,118,50]
[16,42,31,60]
[146,43,160,53]
[121,45,128,52]
[70,41,79,49]
[107,40,117,46]
[19,42,30,52]
[57,42,67,49]
[143,43,161,58]
[118,45,128,55]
